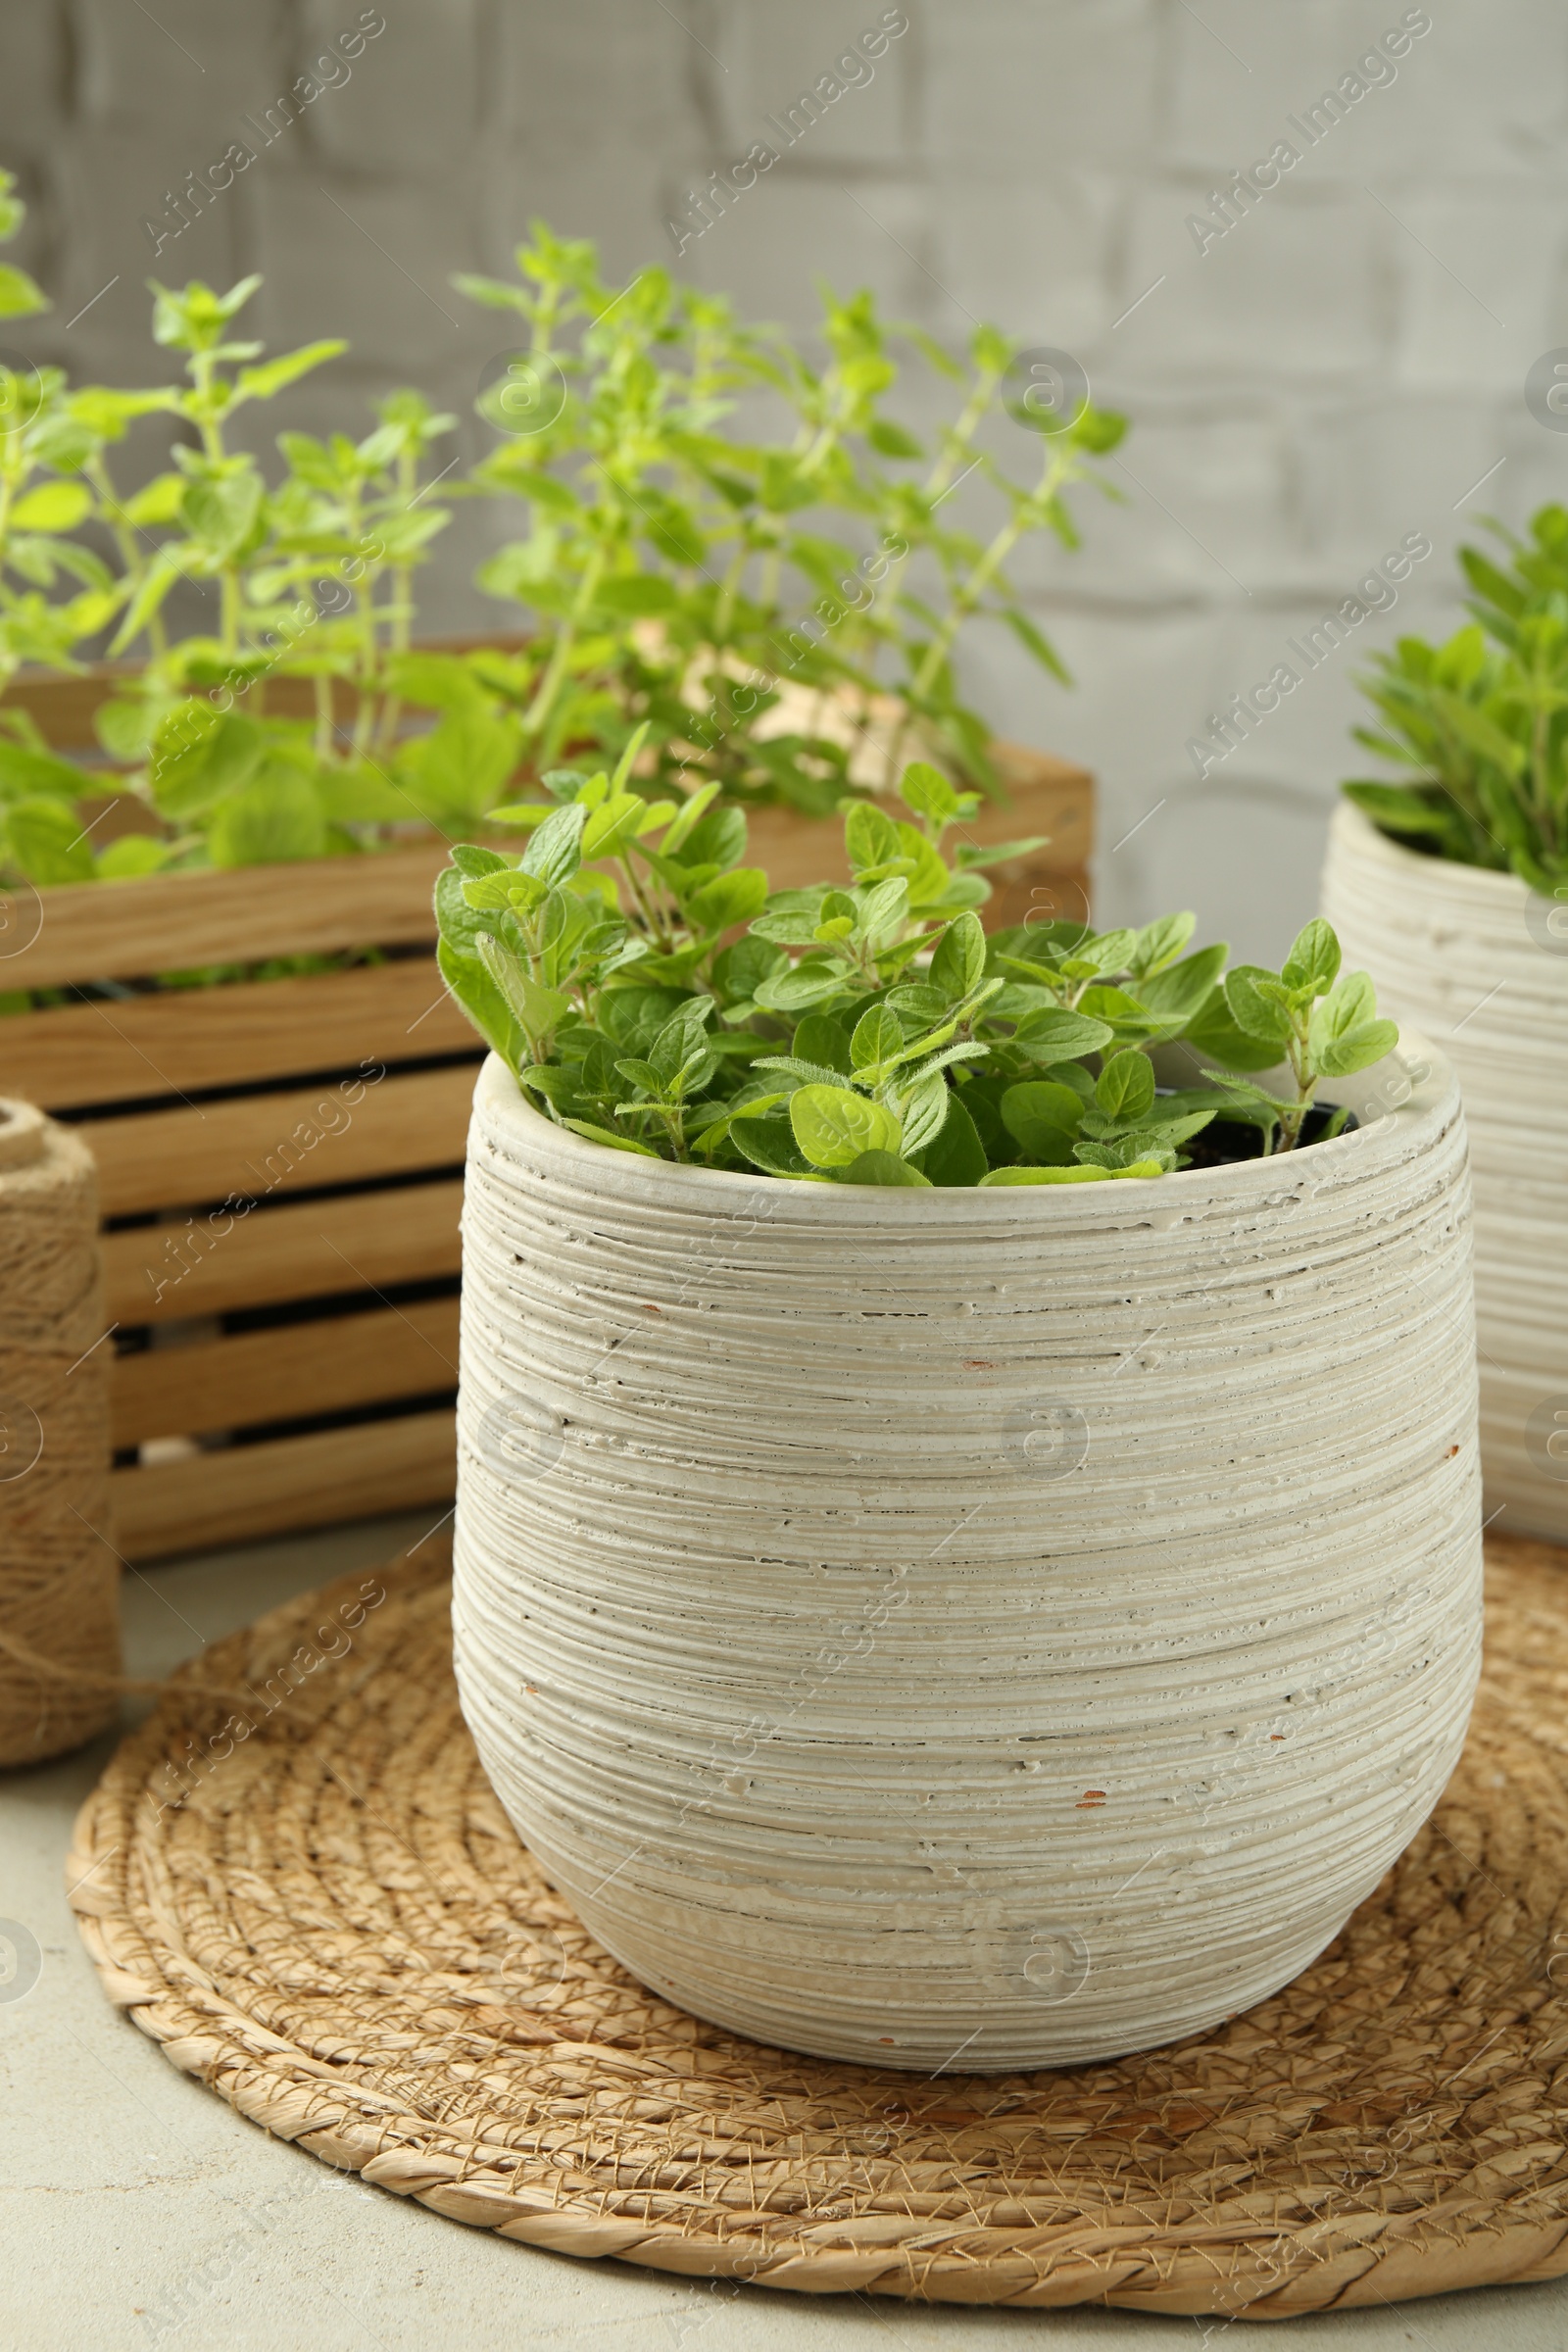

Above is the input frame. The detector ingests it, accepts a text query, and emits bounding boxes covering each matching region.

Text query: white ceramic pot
[453,1041,1481,2071]
[1323,802,1568,1542]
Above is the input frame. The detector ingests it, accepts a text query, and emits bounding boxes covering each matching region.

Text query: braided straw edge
[65,1545,1568,2317]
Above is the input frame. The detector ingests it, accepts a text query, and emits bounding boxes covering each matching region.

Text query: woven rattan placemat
[70,1533,1568,2318]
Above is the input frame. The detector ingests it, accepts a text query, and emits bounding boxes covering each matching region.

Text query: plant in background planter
[1323,504,1568,1541]
[442,756,1478,2069]
[459,224,1125,809]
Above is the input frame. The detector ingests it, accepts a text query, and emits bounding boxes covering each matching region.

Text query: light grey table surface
[4,1510,1564,2352]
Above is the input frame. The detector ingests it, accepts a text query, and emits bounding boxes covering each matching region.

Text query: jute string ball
[0,1095,120,1766]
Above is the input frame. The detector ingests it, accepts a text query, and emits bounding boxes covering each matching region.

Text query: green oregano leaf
[1223,965,1296,1046]
[1282,917,1341,997]
[1094,1049,1155,1123]
[930,908,985,1001]
[838,1150,932,1187]
[789,1084,903,1169]
[851,1003,904,1071]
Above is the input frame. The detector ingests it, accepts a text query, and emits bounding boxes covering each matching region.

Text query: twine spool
[0,1095,121,1766]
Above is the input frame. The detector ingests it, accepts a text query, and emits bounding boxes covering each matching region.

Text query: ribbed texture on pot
[1323,803,1568,1544]
[453,1043,1481,2071]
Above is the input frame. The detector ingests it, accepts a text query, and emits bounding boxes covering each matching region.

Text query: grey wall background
[5,0,1566,963]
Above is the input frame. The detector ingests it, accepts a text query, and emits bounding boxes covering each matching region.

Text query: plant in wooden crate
[458,225,1114,906]
[0,268,534,894]
[0,232,484,1555]
[3,232,1112,902]
[0,170,127,735]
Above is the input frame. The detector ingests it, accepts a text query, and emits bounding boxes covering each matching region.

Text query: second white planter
[454,1043,1481,2071]
[1323,801,1568,1542]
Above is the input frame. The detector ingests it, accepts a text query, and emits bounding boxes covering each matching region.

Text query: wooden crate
[0,844,475,1560]
[0,662,1093,1561]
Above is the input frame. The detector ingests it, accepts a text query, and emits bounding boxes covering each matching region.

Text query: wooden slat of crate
[0,665,122,753]
[0,957,471,1111]
[109,1407,458,1561]
[0,843,449,992]
[111,1298,461,1446]
[104,1176,464,1325]
[86,1063,475,1217]
[0,663,328,754]
[984,860,1091,935]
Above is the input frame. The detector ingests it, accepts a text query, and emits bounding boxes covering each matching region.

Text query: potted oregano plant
[441,746,1482,2071]
[1322,504,1568,1542]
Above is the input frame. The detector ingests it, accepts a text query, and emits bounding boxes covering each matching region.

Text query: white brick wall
[7,0,1562,956]
[302,0,483,174]
[713,4,917,167]
[74,0,284,128]
[927,0,1164,170]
